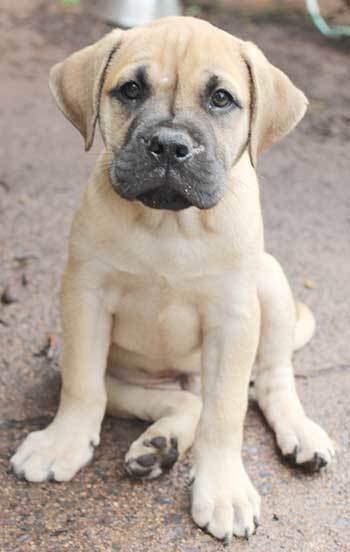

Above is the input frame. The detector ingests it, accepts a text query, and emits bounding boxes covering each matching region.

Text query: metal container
[84,0,182,27]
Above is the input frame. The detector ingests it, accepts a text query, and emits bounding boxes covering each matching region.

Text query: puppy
[11,17,334,542]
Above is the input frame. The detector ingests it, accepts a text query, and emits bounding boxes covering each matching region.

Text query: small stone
[0,178,9,192]
[17,535,29,543]
[1,286,17,305]
[259,482,272,496]
[304,278,315,289]
[156,496,173,505]
[163,513,182,525]
[335,518,350,526]
[33,335,57,359]
[173,526,184,538]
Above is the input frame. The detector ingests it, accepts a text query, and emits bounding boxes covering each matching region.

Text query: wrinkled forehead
[104,19,250,102]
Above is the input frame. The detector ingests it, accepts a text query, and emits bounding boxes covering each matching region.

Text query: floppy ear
[49,29,123,151]
[241,41,308,167]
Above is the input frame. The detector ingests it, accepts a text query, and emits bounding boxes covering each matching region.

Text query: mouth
[136,186,192,211]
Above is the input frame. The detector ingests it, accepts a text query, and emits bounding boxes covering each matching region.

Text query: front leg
[10,263,112,482]
[192,291,260,543]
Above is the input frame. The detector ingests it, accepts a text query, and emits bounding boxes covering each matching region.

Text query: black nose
[148,128,193,164]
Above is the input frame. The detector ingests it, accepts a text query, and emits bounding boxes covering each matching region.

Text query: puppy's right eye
[120,81,141,100]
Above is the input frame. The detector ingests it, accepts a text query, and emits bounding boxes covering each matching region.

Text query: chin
[136,187,193,211]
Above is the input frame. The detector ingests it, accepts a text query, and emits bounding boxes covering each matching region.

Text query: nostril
[149,137,163,156]
[175,144,189,159]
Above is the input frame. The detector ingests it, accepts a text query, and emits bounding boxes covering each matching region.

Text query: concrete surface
[0,1,349,550]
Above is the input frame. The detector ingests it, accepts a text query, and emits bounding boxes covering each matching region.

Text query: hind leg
[106,376,201,478]
[256,254,334,471]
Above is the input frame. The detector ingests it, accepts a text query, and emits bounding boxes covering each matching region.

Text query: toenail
[284,444,299,466]
[315,453,327,469]
[300,452,328,473]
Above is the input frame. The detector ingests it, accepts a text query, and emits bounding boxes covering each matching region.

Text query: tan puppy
[11,17,334,543]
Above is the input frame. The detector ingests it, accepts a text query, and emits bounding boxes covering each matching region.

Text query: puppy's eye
[210,89,233,109]
[120,81,141,100]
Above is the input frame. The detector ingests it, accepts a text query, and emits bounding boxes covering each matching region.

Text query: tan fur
[11,17,334,543]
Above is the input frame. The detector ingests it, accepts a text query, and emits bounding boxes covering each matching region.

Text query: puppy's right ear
[49,30,123,151]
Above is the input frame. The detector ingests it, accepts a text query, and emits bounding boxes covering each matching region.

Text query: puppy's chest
[100,227,237,360]
[108,273,202,358]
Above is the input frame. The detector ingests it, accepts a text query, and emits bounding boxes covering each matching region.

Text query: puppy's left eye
[120,81,142,100]
[210,89,234,109]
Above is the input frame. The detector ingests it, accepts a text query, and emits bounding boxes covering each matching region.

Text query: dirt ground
[0,1,350,551]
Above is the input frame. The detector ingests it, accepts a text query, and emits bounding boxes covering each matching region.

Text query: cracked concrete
[0,1,349,550]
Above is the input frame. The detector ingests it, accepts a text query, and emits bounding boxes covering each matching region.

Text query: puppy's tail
[294,302,316,351]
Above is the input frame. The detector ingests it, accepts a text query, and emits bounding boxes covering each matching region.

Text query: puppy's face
[50,17,308,211]
[100,22,250,210]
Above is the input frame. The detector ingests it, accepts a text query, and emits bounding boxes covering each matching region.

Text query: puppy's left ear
[241,41,308,167]
[49,29,123,151]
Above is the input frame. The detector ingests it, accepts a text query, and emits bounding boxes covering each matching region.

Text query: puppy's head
[50,17,307,211]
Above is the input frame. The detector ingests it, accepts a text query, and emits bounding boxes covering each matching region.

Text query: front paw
[191,459,260,543]
[10,423,99,482]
